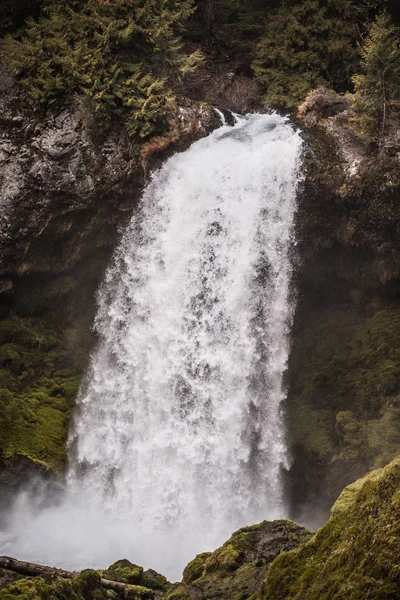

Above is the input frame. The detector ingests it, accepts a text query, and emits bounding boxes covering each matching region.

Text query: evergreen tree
[352,10,400,135]
[251,0,381,110]
[3,0,202,137]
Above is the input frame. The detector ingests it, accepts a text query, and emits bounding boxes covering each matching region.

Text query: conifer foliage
[251,0,381,110]
[352,11,400,135]
[3,0,202,137]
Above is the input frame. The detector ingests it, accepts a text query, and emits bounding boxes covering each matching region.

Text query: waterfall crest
[0,113,303,579]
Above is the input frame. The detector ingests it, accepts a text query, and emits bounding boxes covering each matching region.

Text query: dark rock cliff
[0,64,215,323]
[287,89,400,521]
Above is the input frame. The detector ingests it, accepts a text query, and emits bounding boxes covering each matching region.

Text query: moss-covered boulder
[103,560,143,585]
[261,457,400,599]
[182,553,211,584]
[102,560,170,595]
[172,520,311,600]
[124,585,155,600]
[140,570,170,592]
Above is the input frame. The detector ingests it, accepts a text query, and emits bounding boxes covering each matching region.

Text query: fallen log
[0,556,128,594]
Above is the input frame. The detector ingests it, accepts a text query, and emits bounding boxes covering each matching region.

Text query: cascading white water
[0,113,303,580]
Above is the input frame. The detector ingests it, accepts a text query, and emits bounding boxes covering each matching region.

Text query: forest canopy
[1,0,399,135]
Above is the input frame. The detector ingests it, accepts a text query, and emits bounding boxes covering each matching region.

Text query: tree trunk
[0,556,128,594]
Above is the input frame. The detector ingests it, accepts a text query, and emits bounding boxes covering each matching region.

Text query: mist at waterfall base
[0,114,303,580]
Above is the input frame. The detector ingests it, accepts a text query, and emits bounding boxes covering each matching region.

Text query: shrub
[3,0,202,137]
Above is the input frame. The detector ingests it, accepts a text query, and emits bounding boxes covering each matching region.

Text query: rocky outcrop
[262,456,400,599]
[288,87,400,520]
[0,63,215,322]
[2,455,400,600]
[164,521,310,600]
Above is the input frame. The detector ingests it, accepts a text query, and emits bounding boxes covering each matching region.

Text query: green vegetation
[190,0,398,111]
[103,560,144,585]
[0,0,41,36]
[288,304,400,468]
[102,560,170,593]
[3,0,202,137]
[0,317,85,471]
[3,0,400,123]
[1,462,400,600]
[182,553,211,584]
[0,560,170,600]
[261,457,400,599]
[351,11,400,136]
[252,0,372,109]
[169,521,311,600]
[0,569,107,600]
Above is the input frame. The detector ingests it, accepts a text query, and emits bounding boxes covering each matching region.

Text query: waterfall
[0,113,303,579]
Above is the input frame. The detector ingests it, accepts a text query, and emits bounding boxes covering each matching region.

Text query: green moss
[366,404,400,467]
[261,457,400,599]
[140,569,170,591]
[124,585,154,600]
[72,569,102,598]
[179,521,311,600]
[204,541,244,573]
[0,569,113,600]
[102,560,143,585]
[0,577,55,600]
[0,317,85,472]
[182,552,211,583]
[164,585,191,600]
[288,303,400,483]
[289,403,336,460]
[329,465,383,518]
[102,560,170,594]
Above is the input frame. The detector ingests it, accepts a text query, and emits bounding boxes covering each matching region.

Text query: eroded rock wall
[288,90,400,520]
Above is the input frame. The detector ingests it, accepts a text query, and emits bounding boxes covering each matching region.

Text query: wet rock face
[288,90,400,521]
[0,64,215,322]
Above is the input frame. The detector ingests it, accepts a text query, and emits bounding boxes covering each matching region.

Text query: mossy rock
[0,316,86,472]
[182,552,211,584]
[179,521,311,600]
[329,463,384,518]
[164,585,192,600]
[124,585,154,600]
[103,560,169,593]
[103,560,143,585]
[0,569,109,600]
[72,569,102,597]
[140,569,170,591]
[0,576,56,600]
[261,456,400,599]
